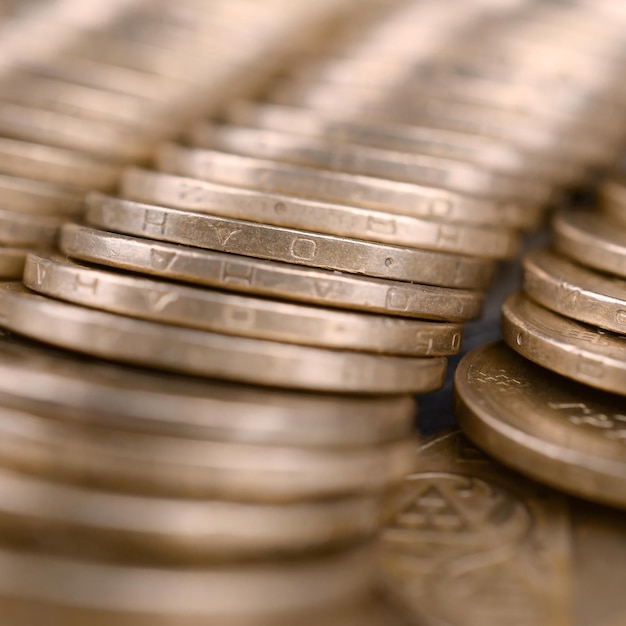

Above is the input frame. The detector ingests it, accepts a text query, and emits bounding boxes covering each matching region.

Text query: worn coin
[0,247,26,278]
[0,172,81,216]
[0,331,415,447]
[523,248,626,335]
[0,283,447,394]
[158,142,534,229]
[24,252,462,357]
[60,224,484,321]
[383,425,626,625]
[85,193,496,287]
[502,291,626,395]
[553,209,626,279]
[120,168,518,259]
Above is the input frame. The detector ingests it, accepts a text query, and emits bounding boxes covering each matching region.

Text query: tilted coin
[0,400,415,499]
[523,248,626,335]
[60,224,484,321]
[0,172,81,216]
[0,460,382,559]
[0,283,447,394]
[502,292,626,395]
[383,425,626,625]
[0,136,120,189]
[553,209,626,279]
[85,193,496,287]
[190,123,551,204]
[0,541,374,619]
[0,206,61,246]
[24,252,462,357]
[158,142,533,229]
[0,332,415,447]
[120,168,518,259]
[0,247,26,278]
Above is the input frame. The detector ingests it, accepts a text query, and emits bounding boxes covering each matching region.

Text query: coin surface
[0,247,26,278]
[85,193,496,287]
[158,142,534,229]
[382,425,626,625]
[523,248,626,335]
[0,206,61,246]
[0,283,447,394]
[0,172,81,216]
[502,292,626,394]
[120,168,518,259]
[553,209,626,279]
[60,224,484,321]
[24,252,462,357]
[0,331,415,447]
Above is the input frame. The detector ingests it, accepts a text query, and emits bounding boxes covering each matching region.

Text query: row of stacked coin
[454,172,626,512]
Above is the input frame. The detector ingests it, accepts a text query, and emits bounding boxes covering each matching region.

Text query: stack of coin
[453,171,626,510]
[0,0,353,279]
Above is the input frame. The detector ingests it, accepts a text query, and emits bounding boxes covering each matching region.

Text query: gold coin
[383,425,626,624]
[523,248,626,335]
[454,341,626,508]
[502,291,626,395]
[553,208,626,279]
[121,168,519,259]
[0,541,374,619]
[0,206,60,246]
[190,122,551,204]
[158,142,534,229]
[85,193,496,287]
[24,252,463,357]
[0,136,120,189]
[0,247,26,278]
[0,283,447,394]
[0,332,415,447]
[60,223,484,320]
[0,172,80,216]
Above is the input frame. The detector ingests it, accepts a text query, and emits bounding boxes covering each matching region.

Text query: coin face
[502,292,626,394]
[523,248,626,335]
[84,193,496,288]
[60,224,484,321]
[382,426,626,625]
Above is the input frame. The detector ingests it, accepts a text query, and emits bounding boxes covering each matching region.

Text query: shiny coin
[121,168,518,259]
[158,142,533,229]
[0,283,447,394]
[24,252,463,357]
[0,332,415,447]
[383,425,626,624]
[0,248,26,278]
[502,292,626,395]
[454,341,626,509]
[60,224,484,321]
[0,206,61,246]
[553,209,626,279]
[523,248,626,335]
[0,173,80,216]
[85,193,496,287]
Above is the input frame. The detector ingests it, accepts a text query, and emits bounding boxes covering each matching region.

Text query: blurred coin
[553,209,626,279]
[0,247,25,278]
[0,173,80,216]
[60,224,484,321]
[523,248,626,335]
[0,206,60,246]
[121,168,519,259]
[600,174,626,225]
[0,283,447,394]
[85,193,496,287]
[454,342,626,508]
[24,252,462,356]
[502,292,626,395]
[159,143,534,229]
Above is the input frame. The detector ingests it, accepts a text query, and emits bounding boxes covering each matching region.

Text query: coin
[0,247,26,278]
[553,209,626,279]
[502,292,626,395]
[0,283,447,394]
[84,193,496,288]
[0,332,415,447]
[0,461,382,559]
[158,142,534,229]
[382,425,626,625]
[120,168,519,259]
[24,252,463,357]
[0,172,81,216]
[60,224,484,321]
[523,248,626,335]
[190,123,551,204]
[0,206,61,246]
